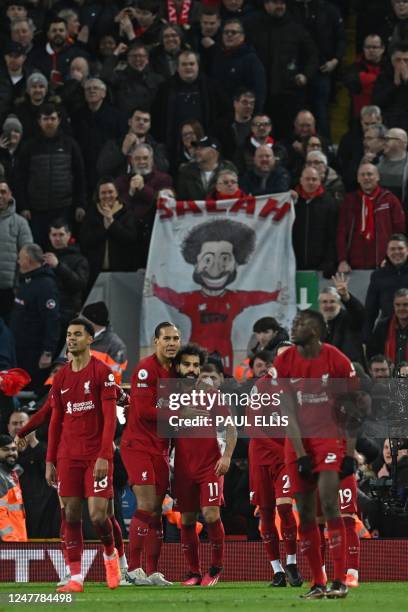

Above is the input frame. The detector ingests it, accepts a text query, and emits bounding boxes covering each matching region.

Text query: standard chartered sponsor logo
[67,400,95,413]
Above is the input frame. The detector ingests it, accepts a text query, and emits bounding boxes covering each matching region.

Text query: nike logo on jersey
[290,378,302,384]
[94,488,106,493]
[208,497,218,502]
[324,453,337,463]
[61,388,69,394]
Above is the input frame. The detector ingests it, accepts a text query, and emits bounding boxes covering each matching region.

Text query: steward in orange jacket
[0,435,27,541]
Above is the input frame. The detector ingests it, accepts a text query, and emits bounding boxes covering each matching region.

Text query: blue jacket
[10,266,60,353]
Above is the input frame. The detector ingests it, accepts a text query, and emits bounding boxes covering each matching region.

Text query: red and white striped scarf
[167,0,192,26]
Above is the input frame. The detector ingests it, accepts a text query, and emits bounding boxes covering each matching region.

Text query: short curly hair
[181,219,256,265]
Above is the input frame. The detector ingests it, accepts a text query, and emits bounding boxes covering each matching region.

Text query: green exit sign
[296,271,319,311]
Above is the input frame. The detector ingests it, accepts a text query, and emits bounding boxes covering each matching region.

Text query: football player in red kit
[121,322,204,586]
[45,319,120,593]
[248,374,302,588]
[173,347,237,587]
[272,310,359,600]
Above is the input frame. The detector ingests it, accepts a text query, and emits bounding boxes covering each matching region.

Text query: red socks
[65,521,83,577]
[60,508,69,568]
[318,523,326,565]
[181,524,200,574]
[327,517,346,583]
[128,509,151,571]
[343,516,360,572]
[299,521,326,585]
[145,515,163,575]
[93,518,115,557]
[277,503,297,556]
[110,515,125,558]
[259,508,280,561]
[206,519,224,568]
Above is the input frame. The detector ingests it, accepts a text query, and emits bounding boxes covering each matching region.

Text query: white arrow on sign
[297,287,312,310]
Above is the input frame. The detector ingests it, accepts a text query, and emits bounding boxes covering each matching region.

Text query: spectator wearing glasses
[173,119,205,172]
[305,150,345,206]
[210,18,266,112]
[216,88,255,161]
[361,123,387,165]
[100,42,164,116]
[208,169,246,200]
[376,128,408,210]
[234,113,287,174]
[150,24,189,80]
[343,34,386,119]
[71,78,127,199]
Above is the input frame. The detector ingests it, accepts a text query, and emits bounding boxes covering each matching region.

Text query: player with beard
[173,344,237,586]
[271,310,359,600]
[120,322,181,586]
[45,318,120,593]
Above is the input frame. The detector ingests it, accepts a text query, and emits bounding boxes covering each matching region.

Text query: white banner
[141,193,297,373]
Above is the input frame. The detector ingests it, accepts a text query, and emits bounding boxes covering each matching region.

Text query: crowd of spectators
[1,0,408,541]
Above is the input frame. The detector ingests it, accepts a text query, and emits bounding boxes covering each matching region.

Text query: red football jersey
[121,354,176,456]
[272,343,357,438]
[46,356,117,462]
[174,394,230,479]
[247,376,285,467]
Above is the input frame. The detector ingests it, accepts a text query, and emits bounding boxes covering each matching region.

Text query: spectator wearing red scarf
[337,163,405,271]
[208,169,246,200]
[164,0,202,29]
[367,288,408,362]
[292,166,338,277]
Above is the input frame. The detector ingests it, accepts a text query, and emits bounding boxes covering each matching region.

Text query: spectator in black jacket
[152,50,227,158]
[367,288,408,361]
[71,78,127,199]
[7,410,60,538]
[373,42,408,133]
[188,6,222,74]
[234,113,287,174]
[215,88,255,162]
[43,219,89,351]
[17,102,86,247]
[364,233,408,340]
[291,0,346,139]
[29,16,88,86]
[100,41,164,116]
[0,41,31,125]
[96,107,169,179]
[336,104,382,192]
[150,24,187,80]
[10,243,60,391]
[210,18,266,112]
[246,0,318,137]
[292,166,338,277]
[240,145,290,196]
[319,274,365,365]
[80,179,140,290]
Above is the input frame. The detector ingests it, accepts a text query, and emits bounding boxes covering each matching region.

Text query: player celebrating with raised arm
[45,319,120,593]
[173,346,237,587]
[272,310,359,600]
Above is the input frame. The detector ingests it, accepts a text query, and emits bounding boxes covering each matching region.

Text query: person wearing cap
[152,49,226,158]
[0,434,27,541]
[13,72,68,142]
[0,179,32,322]
[0,115,23,192]
[176,135,237,200]
[81,301,127,384]
[0,41,29,124]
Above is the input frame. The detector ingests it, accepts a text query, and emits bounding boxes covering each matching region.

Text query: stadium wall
[1,541,407,582]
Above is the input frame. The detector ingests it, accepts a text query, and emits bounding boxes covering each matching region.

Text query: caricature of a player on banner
[141,194,297,374]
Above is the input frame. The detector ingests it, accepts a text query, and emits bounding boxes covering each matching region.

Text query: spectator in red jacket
[337,163,406,271]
